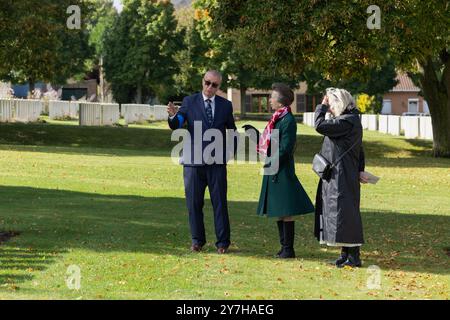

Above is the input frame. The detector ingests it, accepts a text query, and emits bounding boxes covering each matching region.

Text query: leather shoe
[337,257,362,268]
[334,247,349,266]
[337,247,362,268]
[217,247,228,254]
[190,244,202,252]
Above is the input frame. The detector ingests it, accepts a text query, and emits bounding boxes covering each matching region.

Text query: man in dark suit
[167,70,237,254]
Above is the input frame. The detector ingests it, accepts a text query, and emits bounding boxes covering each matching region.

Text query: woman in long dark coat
[255,83,315,259]
[314,88,368,268]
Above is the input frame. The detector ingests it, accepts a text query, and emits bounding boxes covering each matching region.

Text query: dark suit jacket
[168,93,237,166]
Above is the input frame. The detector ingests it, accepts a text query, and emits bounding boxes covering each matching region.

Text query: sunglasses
[204,80,219,88]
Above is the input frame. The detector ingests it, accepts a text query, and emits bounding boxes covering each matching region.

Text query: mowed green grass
[0,118,449,300]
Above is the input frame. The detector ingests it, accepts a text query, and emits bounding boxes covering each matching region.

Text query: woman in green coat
[256,83,315,258]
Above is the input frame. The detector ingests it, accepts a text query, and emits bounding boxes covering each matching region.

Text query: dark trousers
[183,165,230,248]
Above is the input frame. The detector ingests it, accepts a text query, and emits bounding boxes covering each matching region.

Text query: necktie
[205,99,213,126]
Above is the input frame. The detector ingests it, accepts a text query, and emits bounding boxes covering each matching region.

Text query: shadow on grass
[0,185,448,287]
[0,122,175,155]
[1,122,449,167]
[0,248,63,286]
[296,132,450,168]
[0,144,171,158]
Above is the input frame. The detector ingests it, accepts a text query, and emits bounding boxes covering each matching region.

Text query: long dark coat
[257,112,315,218]
[313,104,365,244]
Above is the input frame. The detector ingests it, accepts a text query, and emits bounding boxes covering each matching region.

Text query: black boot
[334,247,349,266]
[337,246,362,268]
[276,220,284,257]
[278,221,295,259]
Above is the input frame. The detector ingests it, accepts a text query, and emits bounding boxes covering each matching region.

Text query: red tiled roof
[390,73,420,92]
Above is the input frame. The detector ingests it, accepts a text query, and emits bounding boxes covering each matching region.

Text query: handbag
[312,153,333,181]
[312,139,359,181]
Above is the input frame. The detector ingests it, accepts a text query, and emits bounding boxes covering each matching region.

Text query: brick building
[225,72,429,116]
[381,73,429,115]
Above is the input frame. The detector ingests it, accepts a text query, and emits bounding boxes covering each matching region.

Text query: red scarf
[257,106,291,156]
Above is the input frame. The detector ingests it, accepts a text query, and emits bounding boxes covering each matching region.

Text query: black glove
[242,124,258,131]
[242,124,260,145]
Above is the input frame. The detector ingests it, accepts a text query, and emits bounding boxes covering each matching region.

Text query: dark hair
[272,83,294,106]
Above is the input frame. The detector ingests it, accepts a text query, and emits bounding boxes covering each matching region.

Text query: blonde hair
[326,88,356,117]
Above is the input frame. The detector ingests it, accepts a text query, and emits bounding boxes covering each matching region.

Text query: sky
[113,0,123,13]
[113,0,190,12]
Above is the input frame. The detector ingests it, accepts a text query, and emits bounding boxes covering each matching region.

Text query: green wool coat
[257,113,315,218]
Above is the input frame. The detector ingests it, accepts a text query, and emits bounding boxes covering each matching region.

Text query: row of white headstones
[303,112,433,140]
[0,99,168,126]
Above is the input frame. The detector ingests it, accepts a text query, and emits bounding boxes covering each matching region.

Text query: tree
[301,58,397,114]
[207,0,450,157]
[172,5,209,99]
[357,93,380,114]
[0,0,93,94]
[85,0,118,101]
[102,0,182,104]
[301,58,398,97]
[192,0,304,116]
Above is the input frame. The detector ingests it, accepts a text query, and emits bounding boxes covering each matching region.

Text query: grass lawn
[0,118,449,300]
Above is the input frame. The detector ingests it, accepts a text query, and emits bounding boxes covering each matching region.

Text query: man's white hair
[204,70,223,82]
[326,88,356,117]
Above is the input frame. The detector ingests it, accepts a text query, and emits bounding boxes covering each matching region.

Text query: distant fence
[360,114,378,131]
[121,104,168,124]
[121,104,151,124]
[49,100,79,120]
[79,102,120,126]
[0,99,44,123]
[151,105,168,121]
[303,112,433,140]
[303,112,331,127]
[303,112,315,127]
[0,99,171,127]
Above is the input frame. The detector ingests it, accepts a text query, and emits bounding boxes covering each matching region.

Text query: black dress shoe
[337,247,362,268]
[334,247,349,266]
[337,258,362,268]
[217,247,228,254]
[190,244,202,252]
[278,248,295,259]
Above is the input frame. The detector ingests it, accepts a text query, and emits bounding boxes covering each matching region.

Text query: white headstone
[419,116,433,140]
[403,116,420,139]
[378,115,388,134]
[367,115,378,131]
[388,115,401,136]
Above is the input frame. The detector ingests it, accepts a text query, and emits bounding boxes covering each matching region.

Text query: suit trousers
[183,165,230,248]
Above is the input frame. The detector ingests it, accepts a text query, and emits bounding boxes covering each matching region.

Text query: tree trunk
[419,56,450,158]
[136,83,142,104]
[28,78,35,98]
[240,86,247,118]
[99,56,104,103]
